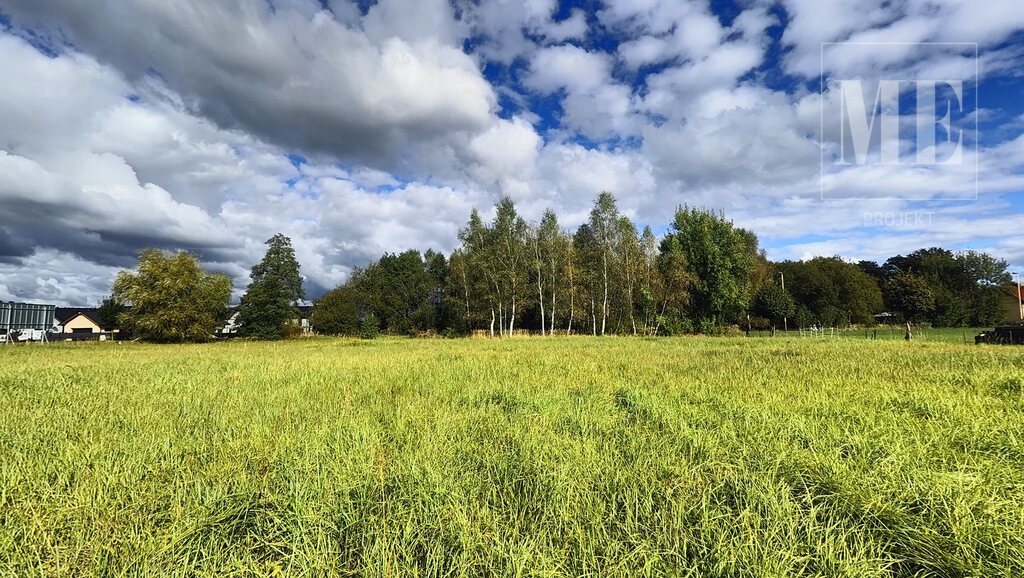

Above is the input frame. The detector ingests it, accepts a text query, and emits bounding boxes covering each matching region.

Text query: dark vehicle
[976,324,1024,345]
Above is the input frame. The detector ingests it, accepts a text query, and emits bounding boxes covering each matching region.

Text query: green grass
[1,337,1023,577]
[749,326,986,343]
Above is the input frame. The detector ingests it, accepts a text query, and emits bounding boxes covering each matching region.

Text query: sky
[0,0,1022,305]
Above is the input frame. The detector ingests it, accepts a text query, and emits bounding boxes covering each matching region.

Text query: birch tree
[617,216,641,335]
[492,198,528,336]
[457,210,499,336]
[530,210,566,335]
[588,192,621,335]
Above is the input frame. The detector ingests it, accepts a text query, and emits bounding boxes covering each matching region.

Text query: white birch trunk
[601,251,608,335]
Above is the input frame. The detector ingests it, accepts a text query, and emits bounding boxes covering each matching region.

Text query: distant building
[218,308,241,336]
[297,305,313,334]
[1000,284,1023,323]
[55,308,105,335]
[53,307,124,341]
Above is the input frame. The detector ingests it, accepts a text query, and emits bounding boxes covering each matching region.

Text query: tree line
[104,193,1015,342]
[311,193,1014,338]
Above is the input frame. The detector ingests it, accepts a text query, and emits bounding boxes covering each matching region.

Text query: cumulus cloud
[0,0,496,171]
[781,0,1024,78]
[458,0,589,64]
[0,0,1022,306]
[524,45,639,139]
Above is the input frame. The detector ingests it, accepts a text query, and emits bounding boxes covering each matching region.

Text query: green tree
[777,258,883,327]
[311,283,362,336]
[857,260,886,283]
[638,226,659,335]
[365,250,435,335]
[884,272,936,324]
[492,198,529,335]
[753,284,796,331]
[882,248,1011,326]
[617,215,642,335]
[360,312,380,339]
[236,234,304,339]
[456,209,498,335]
[665,206,756,331]
[588,192,621,334]
[313,249,451,337]
[572,223,602,335]
[95,295,126,331]
[529,209,567,335]
[424,249,460,334]
[113,249,231,342]
[654,234,694,335]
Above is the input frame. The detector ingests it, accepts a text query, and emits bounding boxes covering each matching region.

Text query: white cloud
[782,0,1024,79]
[459,0,589,64]
[525,45,640,140]
[0,249,124,306]
[525,45,613,94]
[0,0,497,169]
[467,117,542,196]
[1,0,1023,305]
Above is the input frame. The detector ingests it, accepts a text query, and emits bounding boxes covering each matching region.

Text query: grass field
[2,337,1023,577]
[748,327,986,343]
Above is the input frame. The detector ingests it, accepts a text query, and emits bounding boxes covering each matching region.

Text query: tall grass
[1,337,1022,576]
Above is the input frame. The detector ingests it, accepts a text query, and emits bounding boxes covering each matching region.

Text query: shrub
[360,313,380,340]
[282,322,304,340]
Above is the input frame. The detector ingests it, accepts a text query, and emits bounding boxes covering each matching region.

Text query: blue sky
[0,0,1022,304]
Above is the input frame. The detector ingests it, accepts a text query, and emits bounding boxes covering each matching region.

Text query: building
[297,305,313,334]
[55,308,104,334]
[53,307,124,340]
[1000,284,1024,323]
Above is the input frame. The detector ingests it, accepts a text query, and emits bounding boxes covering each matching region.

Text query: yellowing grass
[1,337,1022,577]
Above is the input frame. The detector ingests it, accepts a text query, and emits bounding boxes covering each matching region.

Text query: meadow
[1,336,1022,577]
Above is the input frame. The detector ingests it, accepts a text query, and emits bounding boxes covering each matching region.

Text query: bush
[311,286,360,336]
[747,316,771,331]
[360,313,380,340]
[656,307,693,336]
[282,322,304,339]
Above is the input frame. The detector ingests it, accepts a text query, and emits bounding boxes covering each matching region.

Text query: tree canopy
[112,249,231,342]
[312,249,456,337]
[310,194,1016,336]
[665,207,757,331]
[778,257,884,328]
[236,234,304,339]
[877,248,1011,326]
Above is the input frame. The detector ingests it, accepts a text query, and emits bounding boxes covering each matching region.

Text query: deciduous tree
[665,207,755,331]
[113,249,231,342]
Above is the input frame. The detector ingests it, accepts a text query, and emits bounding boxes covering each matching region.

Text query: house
[297,305,313,334]
[1000,284,1023,323]
[218,307,241,336]
[55,308,104,334]
[54,307,122,340]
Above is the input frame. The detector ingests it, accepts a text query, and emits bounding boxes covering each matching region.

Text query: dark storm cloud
[0,202,231,270]
[0,226,34,262]
[0,0,496,173]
